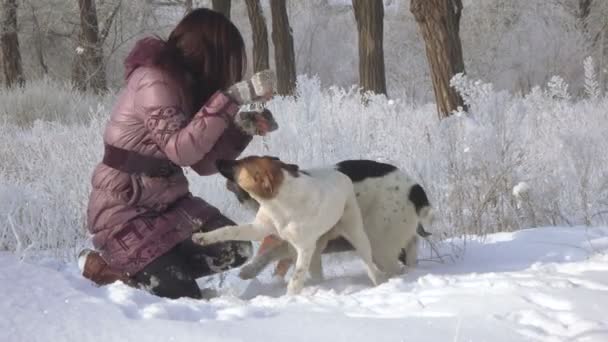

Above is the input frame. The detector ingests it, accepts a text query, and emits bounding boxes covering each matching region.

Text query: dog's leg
[374,252,404,276]
[286,242,315,295]
[192,223,271,246]
[239,240,292,279]
[309,232,333,282]
[404,236,418,267]
[339,195,387,286]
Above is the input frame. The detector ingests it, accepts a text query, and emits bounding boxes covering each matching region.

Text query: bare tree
[73,0,107,93]
[29,4,49,75]
[1,0,25,88]
[245,0,269,72]
[579,0,593,35]
[411,0,466,118]
[580,0,592,20]
[0,47,3,85]
[352,0,386,95]
[270,0,296,95]
[212,0,231,19]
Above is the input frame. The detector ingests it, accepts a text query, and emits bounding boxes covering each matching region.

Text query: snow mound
[2,226,608,342]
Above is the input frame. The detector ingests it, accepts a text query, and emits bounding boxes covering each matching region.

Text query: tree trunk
[1,0,25,88]
[411,0,466,118]
[579,0,592,21]
[212,0,231,19]
[30,4,48,75]
[74,0,107,93]
[579,0,592,36]
[270,0,296,95]
[245,0,270,72]
[0,47,3,85]
[72,30,88,92]
[352,0,386,95]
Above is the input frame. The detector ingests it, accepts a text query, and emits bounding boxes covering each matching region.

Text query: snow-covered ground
[3,226,607,342]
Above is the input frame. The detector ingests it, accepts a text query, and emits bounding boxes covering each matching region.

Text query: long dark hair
[157,8,246,108]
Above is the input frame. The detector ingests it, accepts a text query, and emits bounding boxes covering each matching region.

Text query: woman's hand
[234,109,278,136]
[226,70,276,105]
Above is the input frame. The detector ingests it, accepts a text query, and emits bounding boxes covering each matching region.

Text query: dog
[192,156,387,295]
[225,159,433,281]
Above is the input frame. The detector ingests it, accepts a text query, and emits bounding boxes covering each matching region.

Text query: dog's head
[217,156,300,200]
[225,177,260,212]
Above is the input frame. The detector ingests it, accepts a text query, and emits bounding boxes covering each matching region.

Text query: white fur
[238,166,432,280]
[192,168,386,295]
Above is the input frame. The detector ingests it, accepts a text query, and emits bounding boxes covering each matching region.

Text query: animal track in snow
[523,292,572,311]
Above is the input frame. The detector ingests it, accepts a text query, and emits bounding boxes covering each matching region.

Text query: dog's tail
[409,184,434,237]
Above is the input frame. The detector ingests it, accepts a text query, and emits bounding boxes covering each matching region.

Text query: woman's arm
[135,73,239,167]
[190,123,252,175]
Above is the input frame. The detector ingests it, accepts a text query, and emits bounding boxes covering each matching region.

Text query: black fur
[336,160,397,183]
[416,224,432,237]
[409,184,430,215]
[216,159,236,181]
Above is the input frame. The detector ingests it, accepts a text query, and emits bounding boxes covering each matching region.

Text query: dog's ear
[260,169,275,196]
[280,162,300,177]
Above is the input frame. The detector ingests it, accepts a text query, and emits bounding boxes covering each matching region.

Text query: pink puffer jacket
[86,38,252,275]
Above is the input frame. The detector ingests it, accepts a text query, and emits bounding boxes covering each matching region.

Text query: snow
[513,182,531,198]
[3,226,608,342]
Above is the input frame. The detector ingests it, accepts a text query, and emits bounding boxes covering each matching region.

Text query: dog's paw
[199,287,219,300]
[370,269,389,286]
[238,263,261,280]
[286,280,304,296]
[192,232,209,245]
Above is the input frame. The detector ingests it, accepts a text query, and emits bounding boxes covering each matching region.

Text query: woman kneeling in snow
[79,8,276,299]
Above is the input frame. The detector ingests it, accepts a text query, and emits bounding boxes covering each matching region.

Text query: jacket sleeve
[135,73,240,167]
[190,123,253,176]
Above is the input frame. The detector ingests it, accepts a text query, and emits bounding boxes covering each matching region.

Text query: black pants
[131,215,252,299]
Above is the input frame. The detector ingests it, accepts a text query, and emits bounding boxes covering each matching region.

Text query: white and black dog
[193,156,387,294]
[222,158,433,281]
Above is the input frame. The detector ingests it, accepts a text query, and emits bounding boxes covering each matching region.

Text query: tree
[411,0,466,118]
[29,3,49,75]
[212,0,231,19]
[579,0,592,21]
[73,0,107,93]
[352,0,386,95]
[1,0,25,88]
[270,0,296,95]
[245,0,270,72]
[579,0,592,35]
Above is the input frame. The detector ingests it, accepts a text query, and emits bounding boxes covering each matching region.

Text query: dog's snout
[216,159,236,181]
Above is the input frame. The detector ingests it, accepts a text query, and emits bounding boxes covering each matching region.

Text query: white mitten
[226,70,276,105]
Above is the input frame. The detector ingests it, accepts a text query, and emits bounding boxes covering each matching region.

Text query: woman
[79,8,277,299]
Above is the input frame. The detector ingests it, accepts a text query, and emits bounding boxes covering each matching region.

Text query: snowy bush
[0,78,113,126]
[1,71,607,258]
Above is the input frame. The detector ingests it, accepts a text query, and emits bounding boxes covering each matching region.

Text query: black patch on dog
[409,184,430,215]
[336,160,397,183]
[416,224,431,237]
[280,162,301,177]
[398,248,407,265]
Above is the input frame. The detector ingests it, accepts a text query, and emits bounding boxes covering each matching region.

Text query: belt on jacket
[102,144,180,178]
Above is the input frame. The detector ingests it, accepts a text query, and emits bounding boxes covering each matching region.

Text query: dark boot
[78,249,134,286]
